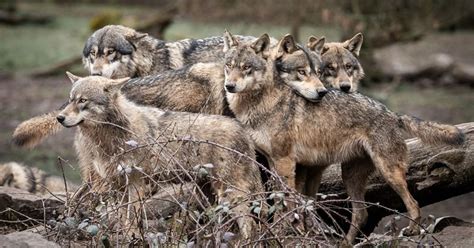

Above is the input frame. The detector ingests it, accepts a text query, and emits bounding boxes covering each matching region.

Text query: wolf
[12,25,266,148]
[82,25,260,79]
[223,32,464,244]
[56,73,264,239]
[12,32,323,149]
[0,162,79,195]
[223,31,328,102]
[13,63,227,148]
[307,33,364,93]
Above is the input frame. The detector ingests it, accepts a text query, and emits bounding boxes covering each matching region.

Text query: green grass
[0,2,342,74]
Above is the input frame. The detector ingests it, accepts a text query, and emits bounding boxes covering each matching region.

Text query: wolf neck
[80,95,139,155]
[228,65,286,126]
[135,38,169,76]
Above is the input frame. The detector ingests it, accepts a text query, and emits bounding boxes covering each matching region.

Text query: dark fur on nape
[82,25,258,79]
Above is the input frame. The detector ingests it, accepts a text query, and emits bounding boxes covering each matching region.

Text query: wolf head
[222,31,271,94]
[223,31,327,102]
[275,34,327,101]
[57,72,129,128]
[316,33,365,93]
[82,25,148,79]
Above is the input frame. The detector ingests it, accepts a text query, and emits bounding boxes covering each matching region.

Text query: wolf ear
[277,34,299,57]
[343,33,363,56]
[104,77,130,93]
[223,30,239,52]
[82,36,94,57]
[65,71,82,84]
[125,31,148,42]
[251,33,271,57]
[121,31,147,54]
[307,36,326,54]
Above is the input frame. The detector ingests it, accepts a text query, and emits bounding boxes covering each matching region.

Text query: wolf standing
[222,31,464,244]
[57,72,264,239]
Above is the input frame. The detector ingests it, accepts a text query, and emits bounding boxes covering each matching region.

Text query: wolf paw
[401,226,421,236]
[338,239,352,248]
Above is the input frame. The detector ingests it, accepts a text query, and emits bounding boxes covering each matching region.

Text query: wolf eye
[298,69,306,76]
[107,49,115,55]
[78,98,87,103]
[317,69,322,75]
[225,62,232,68]
[327,64,335,70]
[243,65,251,70]
[345,63,352,70]
[89,51,96,57]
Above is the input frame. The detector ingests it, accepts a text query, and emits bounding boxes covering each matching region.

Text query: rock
[0,187,63,230]
[373,32,474,86]
[358,220,474,247]
[0,231,60,247]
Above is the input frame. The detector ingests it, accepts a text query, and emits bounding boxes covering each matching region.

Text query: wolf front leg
[119,172,148,239]
[273,156,297,189]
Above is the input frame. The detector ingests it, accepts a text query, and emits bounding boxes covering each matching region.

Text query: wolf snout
[56,115,65,123]
[318,89,328,98]
[340,84,351,93]
[92,72,102,76]
[225,84,236,93]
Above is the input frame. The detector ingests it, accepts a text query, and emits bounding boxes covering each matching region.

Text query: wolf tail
[12,110,63,148]
[398,115,465,145]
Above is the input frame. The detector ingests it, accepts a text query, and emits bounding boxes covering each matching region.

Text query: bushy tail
[12,110,63,148]
[399,115,465,145]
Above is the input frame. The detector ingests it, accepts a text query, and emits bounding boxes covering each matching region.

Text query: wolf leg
[341,157,374,245]
[370,150,421,236]
[273,156,297,190]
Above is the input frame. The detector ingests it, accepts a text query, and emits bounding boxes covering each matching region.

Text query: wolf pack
[5,25,465,245]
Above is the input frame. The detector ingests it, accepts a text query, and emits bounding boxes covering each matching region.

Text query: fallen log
[141,122,474,234]
[3,123,473,237]
[318,122,474,233]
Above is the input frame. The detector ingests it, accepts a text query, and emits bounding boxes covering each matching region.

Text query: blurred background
[0,0,473,229]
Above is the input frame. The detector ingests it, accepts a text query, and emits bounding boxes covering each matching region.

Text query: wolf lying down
[56,73,264,239]
[0,162,79,195]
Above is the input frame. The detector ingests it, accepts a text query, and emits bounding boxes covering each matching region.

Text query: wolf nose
[92,72,102,76]
[225,84,236,92]
[340,84,351,93]
[56,115,65,123]
[318,89,328,98]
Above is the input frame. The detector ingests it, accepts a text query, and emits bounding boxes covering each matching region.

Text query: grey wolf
[0,162,79,195]
[13,25,265,148]
[223,31,327,102]
[13,62,227,148]
[309,33,365,93]
[223,31,464,244]
[82,25,258,79]
[12,32,317,149]
[56,73,264,239]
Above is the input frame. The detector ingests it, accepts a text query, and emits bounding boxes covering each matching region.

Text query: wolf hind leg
[368,145,421,237]
[341,156,374,245]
